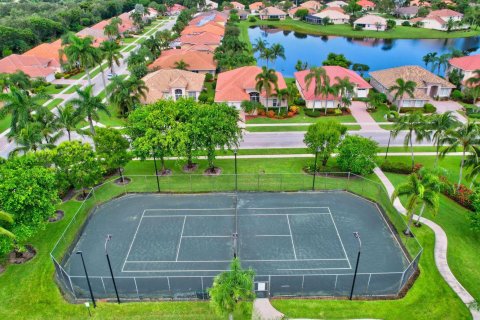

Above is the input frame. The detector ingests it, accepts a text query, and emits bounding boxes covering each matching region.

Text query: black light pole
[76,251,96,308]
[349,232,362,300]
[152,148,160,192]
[312,147,320,191]
[105,235,121,304]
[385,130,392,159]
[234,149,238,191]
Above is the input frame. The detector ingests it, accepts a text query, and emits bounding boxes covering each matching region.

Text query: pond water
[248,26,480,78]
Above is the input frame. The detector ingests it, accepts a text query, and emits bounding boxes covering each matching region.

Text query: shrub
[423,103,436,113]
[54,84,64,90]
[402,21,411,27]
[287,111,294,117]
[337,136,378,175]
[443,183,474,210]
[54,73,63,79]
[400,107,423,113]
[268,18,280,21]
[289,105,299,114]
[266,110,275,118]
[354,25,363,31]
[241,100,261,114]
[451,89,463,101]
[381,161,423,174]
[205,73,213,82]
[248,16,256,22]
[334,108,342,115]
[293,97,305,106]
[304,109,322,117]
[198,91,209,103]
[386,110,399,122]
[257,109,266,116]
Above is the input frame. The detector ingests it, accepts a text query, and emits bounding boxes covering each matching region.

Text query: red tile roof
[294,66,371,100]
[168,4,186,13]
[288,7,315,15]
[176,31,223,46]
[0,54,57,78]
[427,9,462,18]
[249,2,264,10]
[149,49,217,71]
[215,66,287,102]
[22,40,62,67]
[182,22,225,36]
[449,54,480,71]
[357,0,376,8]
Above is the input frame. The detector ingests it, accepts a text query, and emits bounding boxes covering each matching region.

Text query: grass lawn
[45,98,63,110]
[97,104,126,127]
[65,84,81,94]
[369,104,391,122]
[122,37,137,44]
[246,124,361,132]
[246,107,357,124]
[43,84,66,95]
[0,114,11,133]
[239,19,480,40]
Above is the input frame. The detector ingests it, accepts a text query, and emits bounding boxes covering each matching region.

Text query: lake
[248,26,480,78]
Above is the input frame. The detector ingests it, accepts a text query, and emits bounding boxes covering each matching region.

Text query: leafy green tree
[352,63,369,77]
[93,128,131,182]
[196,103,241,173]
[294,8,310,20]
[322,53,352,68]
[7,71,32,91]
[295,60,309,72]
[71,85,110,135]
[337,135,378,175]
[255,67,279,111]
[143,35,162,59]
[304,120,347,168]
[391,171,440,234]
[53,141,104,198]
[388,78,416,112]
[392,112,430,171]
[0,155,58,254]
[56,104,82,141]
[208,258,255,320]
[428,111,460,166]
[441,121,480,190]
[63,35,98,85]
[345,0,362,14]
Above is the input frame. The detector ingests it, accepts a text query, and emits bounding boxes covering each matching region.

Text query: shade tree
[304,120,347,169]
[337,135,378,175]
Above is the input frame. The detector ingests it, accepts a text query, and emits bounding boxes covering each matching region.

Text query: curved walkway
[374,167,479,320]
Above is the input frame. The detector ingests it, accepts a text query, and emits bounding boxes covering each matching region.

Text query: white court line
[125,258,349,263]
[255,234,290,237]
[143,214,235,218]
[327,207,352,269]
[121,210,146,272]
[286,214,297,260]
[241,207,330,210]
[175,216,187,262]
[145,208,233,212]
[182,235,231,238]
[277,267,352,271]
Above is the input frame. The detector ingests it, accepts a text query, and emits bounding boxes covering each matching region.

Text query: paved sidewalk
[350,101,383,131]
[374,167,480,320]
[252,298,284,320]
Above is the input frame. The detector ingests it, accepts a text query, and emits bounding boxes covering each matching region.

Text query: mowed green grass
[0,157,473,319]
[246,124,361,131]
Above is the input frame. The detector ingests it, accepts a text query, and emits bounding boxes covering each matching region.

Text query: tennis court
[60,192,419,300]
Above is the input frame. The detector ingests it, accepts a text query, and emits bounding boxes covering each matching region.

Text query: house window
[249,92,260,102]
[188,91,196,99]
[272,98,278,107]
[175,89,183,100]
[439,88,450,97]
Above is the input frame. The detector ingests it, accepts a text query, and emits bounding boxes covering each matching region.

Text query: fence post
[280,174,283,191]
[347,172,351,191]
[257,173,260,191]
[190,174,192,192]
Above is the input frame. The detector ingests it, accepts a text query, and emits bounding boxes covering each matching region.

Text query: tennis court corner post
[105,235,121,304]
[234,148,238,191]
[312,147,320,191]
[76,251,96,308]
[349,232,362,300]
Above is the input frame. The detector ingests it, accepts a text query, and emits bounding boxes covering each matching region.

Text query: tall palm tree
[255,67,279,112]
[174,59,190,70]
[63,35,98,85]
[0,210,15,240]
[392,112,431,171]
[268,43,285,65]
[391,172,440,235]
[100,40,122,74]
[104,18,121,40]
[57,104,82,141]
[465,145,480,188]
[274,88,289,113]
[333,76,354,109]
[35,109,63,144]
[7,71,31,91]
[441,121,480,190]
[422,52,437,71]
[428,111,460,166]
[304,67,327,111]
[143,36,162,58]
[433,53,451,75]
[252,38,268,55]
[0,86,50,137]
[71,85,110,135]
[388,78,416,112]
[11,122,51,155]
[320,76,337,115]
[108,76,148,116]
[465,69,480,103]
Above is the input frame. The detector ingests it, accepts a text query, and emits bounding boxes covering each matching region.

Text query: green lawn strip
[70,71,86,80]
[246,124,361,132]
[369,104,391,122]
[385,172,480,302]
[89,62,109,79]
[247,107,357,124]
[45,98,63,110]
[380,124,395,130]
[239,19,480,40]
[0,114,11,133]
[122,37,137,43]
[98,104,126,127]
[65,84,81,94]
[123,45,138,53]
[43,84,67,95]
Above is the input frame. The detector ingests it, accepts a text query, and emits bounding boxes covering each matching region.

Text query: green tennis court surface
[62,192,417,299]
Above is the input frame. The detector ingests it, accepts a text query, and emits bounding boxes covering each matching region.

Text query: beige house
[410,9,465,31]
[230,1,246,10]
[141,69,205,104]
[259,6,287,20]
[448,54,480,84]
[326,1,348,7]
[369,66,455,108]
[314,8,350,24]
[354,15,387,31]
[301,0,322,11]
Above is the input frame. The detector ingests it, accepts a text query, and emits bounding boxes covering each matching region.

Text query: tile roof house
[369,65,455,108]
[148,49,217,74]
[354,15,387,31]
[249,2,265,13]
[215,66,288,109]
[141,69,205,103]
[326,1,348,7]
[289,7,315,18]
[395,6,419,18]
[76,28,108,47]
[203,0,219,9]
[411,9,465,30]
[167,4,187,15]
[0,54,59,81]
[190,11,228,26]
[295,66,371,109]
[22,40,63,68]
[313,8,350,24]
[117,12,136,32]
[301,0,322,11]
[410,0,431,6]
[448,54,480,84]
[259,7,287,20]
[357,0,376,10]
[181,22,226,36]
[231,1,246,10]
[172,31,223,51]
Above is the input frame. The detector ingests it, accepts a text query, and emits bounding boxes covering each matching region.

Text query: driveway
[350,101,383,130]
[430,100,468,123]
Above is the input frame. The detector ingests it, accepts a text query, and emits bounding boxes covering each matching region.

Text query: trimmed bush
[248,16,256,22]
[451,89,463,101]
[304,109,322,117]
[423,103,436,113]
[54,73,63,79]
[293,97,305,106]
[402,21,411,26]
[204,73,213,82]
[381,161,423,174]
[289,105,299,114]
[400,107,424,113]
[54,84,64,90]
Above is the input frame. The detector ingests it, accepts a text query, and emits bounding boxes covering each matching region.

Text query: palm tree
[422,52,437,71]
[7,71,31,91]
[275,88,289,113]
[71,85,110,135]
[208,258,255,320]
[320,76,337,115]
[433,53,451,75]
[268,43,285,65]
[465,69,480,103]
[465,145,480,188]
[0,210,15,240]
[63,35,98,85]
[392,112,431,171]
[305,67,327,111]
[143,36,162,58]
[57,104,82,141]
[0,86,50,137]
[255,67,279,112]
[333,76,354,109]
[108,76,148,116]
[428,111,460,166]
[100,40,122,74]
[441,121,480,190]
[391,172,440,235]
[295,60,308,72]
[174,59,190,70]
[388,78,416,112]
[252,38,268,55]
[35,109,63,144]
[104,18,121,40]
[11,122,51,155]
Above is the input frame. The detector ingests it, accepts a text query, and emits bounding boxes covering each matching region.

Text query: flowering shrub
[266,110,275,118]
[289,106,299,114]
[257,109,266,116]
[287,111,294,117]
[443,182,474,210]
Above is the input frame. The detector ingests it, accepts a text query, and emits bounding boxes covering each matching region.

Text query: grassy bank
[239,19,480,41]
